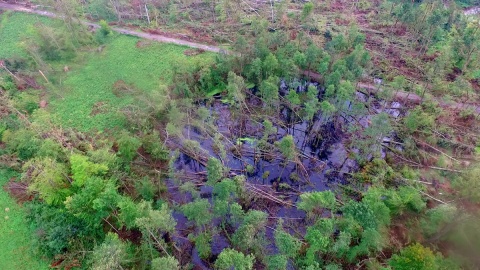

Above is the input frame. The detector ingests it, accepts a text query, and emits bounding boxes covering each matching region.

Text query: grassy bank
[0,169,49,270]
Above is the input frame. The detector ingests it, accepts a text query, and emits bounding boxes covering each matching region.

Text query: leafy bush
[141,132,169,161]
[389,243,439,270]
[215,248,255,270]
[94,20,112,44]
[23,158,71,205]
[37,139,65,161]
[26,202,101,258]
[298,191,337,218]
[2,129,41,160]
[116,132,141,163]
[70,154,108,188]
[453,166,480,202]
[90,232,130,270]
[135,177,156,201]
[32,23,77,61]
[151,256,180,270]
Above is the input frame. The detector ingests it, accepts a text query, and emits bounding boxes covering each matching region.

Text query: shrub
[389,243,438,270]
[116,132,141,162]
[3,129,40,160]
[215,248,254,270]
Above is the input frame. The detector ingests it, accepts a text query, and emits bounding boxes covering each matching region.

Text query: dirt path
[0,2,224,53]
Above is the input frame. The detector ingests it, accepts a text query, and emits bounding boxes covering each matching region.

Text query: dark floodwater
[165,81,404,267]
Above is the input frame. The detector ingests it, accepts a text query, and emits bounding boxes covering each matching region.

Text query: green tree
[263,53,279,78]
[207,157,225,186]
[215,248,255,270]
[277,135,296,161]
[298,191,336,218]
[70,154,108,188]
[275,220,302,259]
[64,177,119,229]
[116,131,141,162]
[286,90,301,106]
[389,243,439,270]
[135,202,176,256]
[232,210,268,254]
[260,76,279,109]
[91,233,129,270]
[453,166,480,203]
[23,158,71,205]
[2,129,40,160]
[151,256,180,270]
[227,71,247,107]
[248,57,263,85]
[301,3,314,21]
[181,199,213,227]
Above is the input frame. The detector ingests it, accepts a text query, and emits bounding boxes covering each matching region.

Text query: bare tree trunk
[145,4,151,24]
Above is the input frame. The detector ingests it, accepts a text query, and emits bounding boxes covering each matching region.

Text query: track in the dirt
[0,2,223,53]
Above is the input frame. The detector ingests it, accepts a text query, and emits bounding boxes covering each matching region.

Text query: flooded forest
[1,0,480,269]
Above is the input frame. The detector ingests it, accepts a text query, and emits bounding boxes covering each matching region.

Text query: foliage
[151,256,180,270]
[260,76,279,109]
[215,248,255,270]
[90,232,130,270]
[2,129,41,160]
[135,202,176,234]
[232,210,268,253]
[64,177,119,229]
[207,157,225,185]
[27,201,101,258]
[23,158,71,205]
[389,243,439,270]
[298,191,336,217]
[266,254,287,270]
[95,20,113,44]
[116,132,141,162]
[31,23,77,61]
[181,199,213,227]
[453,166,480,202]
[135,177,156,201]
[277,135,296,161]
[275,220,302,258]
[421,204,458,238]
[70,154,108,187]
[141,132,169,161]
[190,231,212,259]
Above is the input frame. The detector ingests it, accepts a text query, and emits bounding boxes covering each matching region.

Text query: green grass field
[0,11,54,59]
[0,169,49,270]
[50,35,214,131]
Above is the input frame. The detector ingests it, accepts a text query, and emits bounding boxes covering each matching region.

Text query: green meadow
[50,36,213,131]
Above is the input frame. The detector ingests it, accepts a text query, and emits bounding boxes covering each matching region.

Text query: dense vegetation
[1,0,480,269]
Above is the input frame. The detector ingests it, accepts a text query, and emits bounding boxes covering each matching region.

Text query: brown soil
[4,178,33,203]
[117,227,143,245]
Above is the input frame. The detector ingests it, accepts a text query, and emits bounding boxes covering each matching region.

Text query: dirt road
[0,2,224,53]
